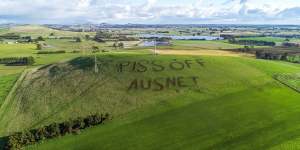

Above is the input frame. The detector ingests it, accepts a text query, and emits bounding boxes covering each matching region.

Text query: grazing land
[0,74,19,107]
[156,49,252,57]
[0,24,299,150]
[21,55,300,150]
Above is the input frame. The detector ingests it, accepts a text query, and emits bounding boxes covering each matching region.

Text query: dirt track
[157,49,253,57]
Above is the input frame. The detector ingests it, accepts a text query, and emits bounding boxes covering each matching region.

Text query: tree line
[0,57,35,66]
[229,39,276,46]
[4,113,110,150]
[255,51,300,63]
[37,50,66,54]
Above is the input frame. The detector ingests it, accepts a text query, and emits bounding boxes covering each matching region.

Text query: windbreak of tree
[282,42,300,48]
[0,33,21,40]
[94,30,140,42]
[221,34,266,39]
[255,51,300,64]
[0,57,35,66]
[229,39,276,46]
[94,30,112,42]
[4,113,111,150]
[118,36,139,41]
[37,50,66,54]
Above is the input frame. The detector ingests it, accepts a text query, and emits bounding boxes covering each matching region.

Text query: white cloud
[0,0,300,24]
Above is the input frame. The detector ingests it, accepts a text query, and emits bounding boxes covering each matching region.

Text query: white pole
[154,28,157,55]
[154,38,157,55]
[94,54,99,73]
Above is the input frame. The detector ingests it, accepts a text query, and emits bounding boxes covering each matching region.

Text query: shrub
[118,42,124,48]
[36,43,43,50]
[71,50,81,53]
[36,36,45,41]
[75,37,82,42]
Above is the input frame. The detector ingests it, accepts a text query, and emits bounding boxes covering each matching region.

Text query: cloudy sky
[1,0,300,24]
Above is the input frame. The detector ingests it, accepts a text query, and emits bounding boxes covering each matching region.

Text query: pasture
[0,74,19,107]
[0,54,298,150]
[0,25,300,150]
[161,40,244,50]
[237,37,287,43]
[18,54,299,150]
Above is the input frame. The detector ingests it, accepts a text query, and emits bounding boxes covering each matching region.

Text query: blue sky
[1,0,300,24]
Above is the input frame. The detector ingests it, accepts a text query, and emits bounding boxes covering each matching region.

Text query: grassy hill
[0,54,299,149]
[4,25,95,38]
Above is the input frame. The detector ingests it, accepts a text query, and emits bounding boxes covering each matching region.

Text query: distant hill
[1,25,94,38]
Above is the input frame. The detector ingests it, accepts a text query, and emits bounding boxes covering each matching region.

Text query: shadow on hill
[0,136,8,150]
[68,57,94,70]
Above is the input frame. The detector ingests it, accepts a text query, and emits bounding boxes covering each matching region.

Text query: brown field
[156,49,253,57]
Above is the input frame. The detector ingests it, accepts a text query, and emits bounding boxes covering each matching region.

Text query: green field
[0,53,298,149]
[237,37,287,43]
[160,40,244,50]
[0,74,19,107]
[0,25,300,150]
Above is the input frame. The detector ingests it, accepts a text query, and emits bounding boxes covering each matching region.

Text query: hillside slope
[0,54,299,149]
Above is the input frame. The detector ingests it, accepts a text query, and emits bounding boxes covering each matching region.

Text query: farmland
[0,74,19,107]
[18,55,299,150]
[0,24,299,150]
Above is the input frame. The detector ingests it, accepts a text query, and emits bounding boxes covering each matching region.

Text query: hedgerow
[37,50,66,54]
[4,113,110,150]
[0,57,35,66]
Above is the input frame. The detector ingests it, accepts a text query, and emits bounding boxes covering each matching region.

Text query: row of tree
[255,51,300,63]
[282,42,300,48]
[229,39,276,46]
[37,50,66,54]
[0,34,45,43]
[255,51,288,60]
[4,113,110,150]
[0,57,35,66]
